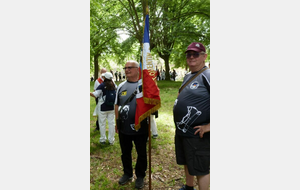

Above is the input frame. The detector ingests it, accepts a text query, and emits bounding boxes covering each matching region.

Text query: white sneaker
[152,134,158,139]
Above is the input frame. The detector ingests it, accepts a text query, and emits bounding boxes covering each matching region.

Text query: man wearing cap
[173,42,210,190]
[90,72,117,145]
[93,68,107,131]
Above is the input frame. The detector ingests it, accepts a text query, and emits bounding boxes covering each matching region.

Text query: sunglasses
[186,52,205,58]
[123,66,138,70]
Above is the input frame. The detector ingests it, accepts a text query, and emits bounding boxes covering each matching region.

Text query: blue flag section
[142,14,150,44]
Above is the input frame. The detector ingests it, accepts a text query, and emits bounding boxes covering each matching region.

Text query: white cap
[104,72,113,80]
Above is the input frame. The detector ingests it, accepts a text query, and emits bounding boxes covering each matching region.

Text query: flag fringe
[143,97,160,105]
[134,102,161,131]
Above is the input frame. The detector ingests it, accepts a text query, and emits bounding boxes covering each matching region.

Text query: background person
[118,71,122,81]
[161,69,165,80]
[156,69,160,81]
[90,72,117,145]
[115,70,118,81]
[172,69,177,81]
[151,113,158,139]
[93,68,107,131]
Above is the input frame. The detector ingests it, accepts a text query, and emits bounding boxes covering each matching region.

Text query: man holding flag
[115,8,160,189]
[115,60,149,189]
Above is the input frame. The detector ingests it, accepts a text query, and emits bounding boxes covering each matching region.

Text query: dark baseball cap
[185,42,206,53]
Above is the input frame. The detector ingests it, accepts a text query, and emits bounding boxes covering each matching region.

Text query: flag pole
[143,5,152,190]
[148,116,151,190]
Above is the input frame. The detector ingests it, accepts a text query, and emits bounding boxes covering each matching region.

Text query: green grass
[90,80,196,189]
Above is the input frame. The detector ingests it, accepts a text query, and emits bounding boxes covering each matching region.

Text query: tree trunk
[94,54,99,80]
[162,55,171,81]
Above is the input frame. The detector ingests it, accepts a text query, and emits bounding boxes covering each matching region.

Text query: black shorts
[175,134,210,176]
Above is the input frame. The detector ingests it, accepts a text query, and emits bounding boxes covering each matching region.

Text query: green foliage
[90,0,124,76]
[155,0,210,72]
[90,0,210,79]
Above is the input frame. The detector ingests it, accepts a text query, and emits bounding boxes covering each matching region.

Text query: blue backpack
[103,87,116,106]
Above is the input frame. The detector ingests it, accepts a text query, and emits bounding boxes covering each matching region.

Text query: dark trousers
[119,132,148,178]
[95,98,99,130]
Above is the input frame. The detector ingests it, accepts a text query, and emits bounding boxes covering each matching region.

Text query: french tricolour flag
[134,12,161,131]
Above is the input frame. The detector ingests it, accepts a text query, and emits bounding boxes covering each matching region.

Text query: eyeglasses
[123,67,138,70]
[186,52,205,58]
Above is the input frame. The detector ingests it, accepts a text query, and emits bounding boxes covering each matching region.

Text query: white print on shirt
[136,79,143,98]
[120,105,129,120]
[176,106,202,133]
[130,124,138,131]
[190,81,199,89]
[174,99,178,106]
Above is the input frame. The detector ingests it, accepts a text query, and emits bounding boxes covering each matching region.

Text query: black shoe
[135,177,144,189]
[118,175,133,185]
[179,185,196,190]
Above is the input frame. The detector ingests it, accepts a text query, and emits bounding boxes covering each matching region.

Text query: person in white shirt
[90,72,117,145]
[93,68,107,131]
